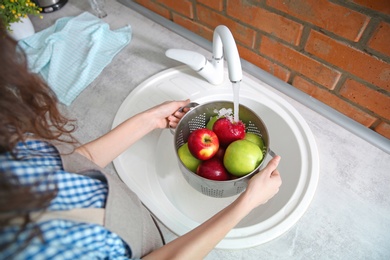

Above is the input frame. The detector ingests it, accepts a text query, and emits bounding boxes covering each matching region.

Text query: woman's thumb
[264,155,281,176]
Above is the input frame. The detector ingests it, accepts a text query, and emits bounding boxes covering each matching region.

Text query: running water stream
[232,82,240,122]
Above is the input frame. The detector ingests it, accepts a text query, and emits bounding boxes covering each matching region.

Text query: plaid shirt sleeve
[0,140,133,259]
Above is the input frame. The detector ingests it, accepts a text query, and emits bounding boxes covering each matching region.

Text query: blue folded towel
[19,12,132,105]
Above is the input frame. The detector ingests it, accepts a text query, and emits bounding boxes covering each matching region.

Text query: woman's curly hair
[0,23,77,153]
[0,19,77,253]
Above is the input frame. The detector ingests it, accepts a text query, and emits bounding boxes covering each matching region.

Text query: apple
[197,157,230,181]
[214,147,225,160]
[223,139,263,177]
[178,142,201,172]
[212,118,245,147]
[206,115,219,130]
[187,128,219,160]
[244,133,265,151]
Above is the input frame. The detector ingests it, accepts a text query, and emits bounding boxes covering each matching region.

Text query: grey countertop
[29,0,390,259]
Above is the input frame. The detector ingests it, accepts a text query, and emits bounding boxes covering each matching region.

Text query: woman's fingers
[166,101,191,128]
[264,156,281,177]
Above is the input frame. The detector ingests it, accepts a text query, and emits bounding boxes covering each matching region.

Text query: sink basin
[112,65,319,249]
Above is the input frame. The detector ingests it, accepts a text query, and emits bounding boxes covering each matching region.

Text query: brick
[172,14,213,41]
[198,0,223,11]
[266,0,370,42]
[340,79,390,121]
[367,21,390,58]
[306,30,390,92]
[374,121,390,140]
[260,36,341,89]
[227,0,304,46]
[350,0,390,15]
[238,45,291,82]
[134,0,170,19]
[157,0,194,18]
[293,76,376,126]
[197,5,257,48]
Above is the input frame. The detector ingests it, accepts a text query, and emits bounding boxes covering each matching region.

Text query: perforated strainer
[173,101,272,198]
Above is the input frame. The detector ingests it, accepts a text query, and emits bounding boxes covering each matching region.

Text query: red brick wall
[134,0,390,139]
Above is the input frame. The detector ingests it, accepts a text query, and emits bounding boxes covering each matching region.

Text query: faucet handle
[165,49,206,71]
[165,49,224,85]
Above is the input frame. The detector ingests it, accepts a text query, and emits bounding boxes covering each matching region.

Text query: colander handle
[268,148,277,158]
[169,102,200,135]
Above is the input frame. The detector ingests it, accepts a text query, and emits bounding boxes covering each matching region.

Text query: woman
[0,19,281,259]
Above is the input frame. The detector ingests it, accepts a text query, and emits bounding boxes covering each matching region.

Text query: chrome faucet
[165,25,242,85]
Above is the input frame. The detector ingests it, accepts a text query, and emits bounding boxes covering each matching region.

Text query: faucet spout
[213,25,242,83]
[165,25,242,85]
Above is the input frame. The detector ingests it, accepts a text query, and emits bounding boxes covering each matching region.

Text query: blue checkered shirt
[0,140,132,259]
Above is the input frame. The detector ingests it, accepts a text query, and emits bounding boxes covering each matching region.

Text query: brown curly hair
[0,25,77,153]
[0,20,77,253]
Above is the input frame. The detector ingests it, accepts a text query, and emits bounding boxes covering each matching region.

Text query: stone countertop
[29,0,390,259]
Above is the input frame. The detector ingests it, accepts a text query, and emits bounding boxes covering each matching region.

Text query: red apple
[187,128,219,160]
[197,157,230,181]
[214,147,225,160]
[212,118,246,147]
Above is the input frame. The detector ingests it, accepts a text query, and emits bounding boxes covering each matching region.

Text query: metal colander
[173,101,271,198]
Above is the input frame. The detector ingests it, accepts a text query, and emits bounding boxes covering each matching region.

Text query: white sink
[112,65,319,249]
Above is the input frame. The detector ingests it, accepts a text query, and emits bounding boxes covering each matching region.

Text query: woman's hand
[76,99,190,168]
[240,155,282,211]
[143,156,282,260]
[146,99,190,129]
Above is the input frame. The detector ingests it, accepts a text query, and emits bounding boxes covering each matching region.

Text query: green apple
[244,133,265,151]
[206,116,219,130]
[178,142,201,172]
[223,139,263,177]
